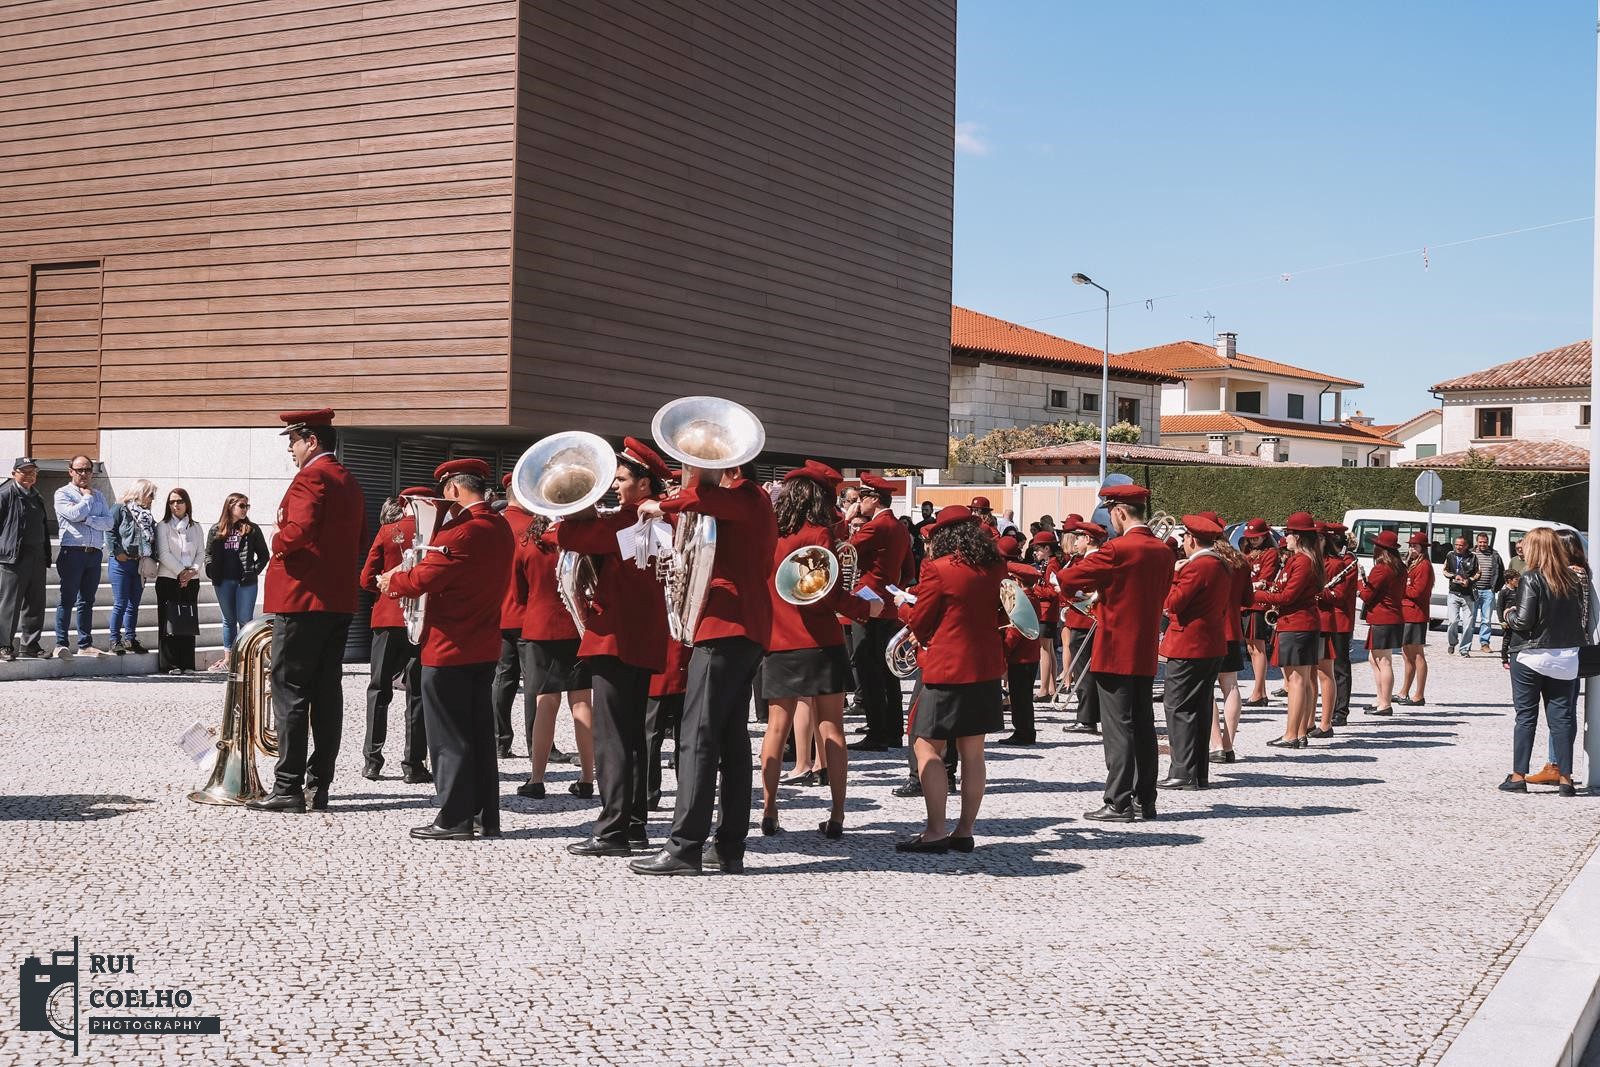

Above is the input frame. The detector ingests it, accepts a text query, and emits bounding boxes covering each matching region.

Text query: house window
[1416,443,1437,459]
[1081,392,1099,413]
[1287,393,1305,419]
[1047,388,1071,410]
[1340,446,1358,468]
[1582,405,1591,427]
[1369,453,1386,468]
[1116,397,1140,424]
[1235,391,1262,414]
[1476,408,1513,438]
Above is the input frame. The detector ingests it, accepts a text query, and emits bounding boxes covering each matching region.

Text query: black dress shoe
[362,760,383,781]
[816,768,829,786]
[410,821,475,840]
[704,843,744,873]
[1265,737,1294,748]
[1241,697,1269,708]
[1559,782,1578,797]
[403,767,434,785]
[818,819,843,840]
[948,835,975,853]
[761,815,779,836]
[1083,803,1134,823]
[996,734,1036,746]
[567,837,630,857]
[891,779,923,798]
[548,747,575,764]
[630,850,701,876]
[516,780,545,799]
[1209,749,1235,764]
[781,770,816,786]
[497,743,514,759]
[1063,722,1099,734]
[628,836,652,853]
[1132,804,1158,822]
[568,781,595,798]
[1156,778,1200,791]
[247,790,306,813]
[1498,775,1527,793]
[895,834,950,853]
[1307,727,1334,739]
[1366,705,1394,716]
[472,818,502,839]
[847,738,888,752]
[305,786,329,811]
[1332,714,1349,727]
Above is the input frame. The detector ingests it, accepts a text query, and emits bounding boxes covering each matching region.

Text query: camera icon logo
[19,937,78,1056]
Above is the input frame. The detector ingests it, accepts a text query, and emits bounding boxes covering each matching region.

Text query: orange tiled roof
[1398,440,1589,471]
[1005,441,1292,467]
[952,306,1181,383]
[1119,339,1362,387]
[1370,409,1440,437]
[1160,413,1400,447]
[1432,340,1590,391]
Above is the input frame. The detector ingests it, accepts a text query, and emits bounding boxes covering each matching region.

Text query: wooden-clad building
[1,0,956,508]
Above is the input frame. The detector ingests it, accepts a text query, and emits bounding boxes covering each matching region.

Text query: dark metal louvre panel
[398,438,450,491]
[337,436,398,663]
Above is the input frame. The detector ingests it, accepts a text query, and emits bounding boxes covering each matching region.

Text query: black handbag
[1579,575,1600,678]
[164,600,200,637]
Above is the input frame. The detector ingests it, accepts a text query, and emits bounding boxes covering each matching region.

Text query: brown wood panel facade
[27,262,103,458]
[510,0,956,469]
[0,0,518,455]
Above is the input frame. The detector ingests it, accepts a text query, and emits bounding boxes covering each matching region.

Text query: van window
[1353,520,1494,564]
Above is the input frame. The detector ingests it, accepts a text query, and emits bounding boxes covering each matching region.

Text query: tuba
[1148,510,1179,541]
[401,496,448,644]
[189,617,276,806]
[999,577,1042,639]
[651,396,766,644]
[886,625,921,679]
[511,431,617,634]
[774,540,858,606]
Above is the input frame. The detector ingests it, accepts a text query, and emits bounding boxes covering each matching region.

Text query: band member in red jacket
[1399,530,1435,707]
[1159,514,1231,790]
[358,486,434,785]
[997,534,1047,746]
[1208,528,1254,765]
[1239,518,1280,708]
[556,437,672,858]
[843,472,914,751]
[378,458,513,840]
[1253,512,1324,748]
[1062,520,1107,734]
[760,461,880,839]
[631,460,778,877]
[1359,530,1407,716]
[249,409,366,814]
[1057,484,1176,822]
[492,473,537,759]
[896,506,1007,854]
[1028,530,1066,704]
[1315,521,1360,735]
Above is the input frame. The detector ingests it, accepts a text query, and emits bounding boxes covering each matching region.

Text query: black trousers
[1094,671,1157,810]
[270,611,352,794]
[155,575,199,672]
[1163,656,1222,786]
[588,655,652,844]
[421,661,498,831]
[1007,662,1037,740]
[1330,632,1353,715]
[364,626,426,772]
[646,692,684,802]
[850,618,904,742]
[0,542,47,650]
[666,636,763,863]
[490,629,521,749]
[1069,629,1099,726]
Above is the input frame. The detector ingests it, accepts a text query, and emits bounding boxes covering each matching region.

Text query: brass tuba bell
[189,617,277,806]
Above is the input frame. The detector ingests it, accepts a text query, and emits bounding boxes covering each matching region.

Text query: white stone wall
[950,361,1162,442]
[1165,371,1340,425]
[1440,390,1589,453]
[0,429,24,465]
[1163,431,1395,467]
[1391,415,1443,463]
[99,428,296,543]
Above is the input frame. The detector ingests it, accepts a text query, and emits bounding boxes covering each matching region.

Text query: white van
[1340,508,1582,624]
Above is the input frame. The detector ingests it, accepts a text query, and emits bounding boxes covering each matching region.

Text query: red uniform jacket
[1403,559,1435,624]
[904,556,1006,685]
[514,526,579,643]
[1321,553,1359,634]
[1248,546,1281,595]
[1057,554,1096,632]
[499,505,536,631]
[768,523,873,652]
[264,453,366,615]
[649,639,692,698]
[360,515,416,630]
[850,509,914,622]
[1253,551,1319,632]
[1160,551,1232,660]
[1056,526,1175,677]
[1359,561,1406,626]
[659,478,778,649]
[383,501,513,667]
[556,505,668,673]
[1002,561,1045,665]
[1224,562,1250,643]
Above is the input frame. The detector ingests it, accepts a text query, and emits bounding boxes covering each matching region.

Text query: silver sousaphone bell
[775,545,839,605]
[510,431,616,516]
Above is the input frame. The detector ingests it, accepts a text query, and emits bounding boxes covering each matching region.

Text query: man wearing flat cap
[249,409,366,814]
[844,472,914,751]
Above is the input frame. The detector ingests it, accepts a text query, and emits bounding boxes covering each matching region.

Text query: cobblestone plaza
[1,641,1596,1065]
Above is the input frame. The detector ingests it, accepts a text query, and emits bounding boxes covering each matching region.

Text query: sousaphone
[511,431,616,633]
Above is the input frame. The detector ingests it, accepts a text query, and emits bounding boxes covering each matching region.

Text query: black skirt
[1366,624,1404,652]
[521,637,590,694]
[910,679,1004,740]
[1402,622,1429,647]
[761,646,852,698]
[1274,630,1321,667]
[1242,610,1273,642]
[1038,619,1060,640]
[1220,639,1244,674]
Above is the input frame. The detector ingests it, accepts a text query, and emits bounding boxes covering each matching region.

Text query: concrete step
[0,650,163,681]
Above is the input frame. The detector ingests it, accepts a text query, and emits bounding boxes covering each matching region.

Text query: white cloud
[955,121,991,156]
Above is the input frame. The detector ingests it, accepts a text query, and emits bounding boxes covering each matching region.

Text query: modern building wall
[1440,390,1589,452]
[950,360,1162,441]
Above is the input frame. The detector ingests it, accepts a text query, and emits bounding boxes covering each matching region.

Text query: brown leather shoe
[1525,762,1562,786]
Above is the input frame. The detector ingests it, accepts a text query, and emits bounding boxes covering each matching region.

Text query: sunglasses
[236,503,251,510]
[169,499,186,506]
[70,467,93,474]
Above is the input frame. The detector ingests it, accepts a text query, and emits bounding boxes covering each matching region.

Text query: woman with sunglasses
[155,487,205,674]
[205,493,269,668]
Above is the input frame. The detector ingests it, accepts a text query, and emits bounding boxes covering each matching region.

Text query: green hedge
[1107,465,1589,527]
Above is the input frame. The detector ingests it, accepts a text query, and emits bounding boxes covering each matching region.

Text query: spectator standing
[204,492,268,667]
[911,501,936,540]
[1470,532,1505,652]
[53,455,114,656]
[0,457,50,660]
[155,487,205,674]
[1442,536,1478,656]
[106,479,157,655]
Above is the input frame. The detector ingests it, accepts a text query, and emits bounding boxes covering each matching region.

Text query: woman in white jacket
[155,487,205,674]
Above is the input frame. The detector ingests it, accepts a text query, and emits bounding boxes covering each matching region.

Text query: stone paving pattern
[1,632,1597,1065]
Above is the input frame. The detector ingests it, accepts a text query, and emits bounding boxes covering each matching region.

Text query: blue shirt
[54,484,114,550]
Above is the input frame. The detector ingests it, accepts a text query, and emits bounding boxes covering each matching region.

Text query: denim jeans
[1509,657,1578,775]
[1446,592,1474,651]
[106,557,144,643]
[1472,588,1496,647]
[53,547,102,649]
[214,579,257,650]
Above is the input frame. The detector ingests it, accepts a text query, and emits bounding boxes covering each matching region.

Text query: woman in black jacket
[204,493,269,668]
[1499,528,1588,796]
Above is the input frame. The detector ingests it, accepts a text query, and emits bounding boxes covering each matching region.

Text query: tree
[948,420,1142,474]
[1461,448,1498,470]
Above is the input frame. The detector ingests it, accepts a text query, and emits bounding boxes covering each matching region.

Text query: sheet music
[617,516,673,569]
[177,722,218,766]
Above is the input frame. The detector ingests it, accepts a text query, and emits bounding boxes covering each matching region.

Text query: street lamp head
[1071,273,1092,286]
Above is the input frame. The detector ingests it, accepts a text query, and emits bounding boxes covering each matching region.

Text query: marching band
[226,400,1439,867]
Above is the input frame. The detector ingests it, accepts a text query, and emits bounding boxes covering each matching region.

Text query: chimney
[1216,332,1237,360]
[1206,433,1228,456]
[1346,408,1374,428]
[1257,435,1279,463]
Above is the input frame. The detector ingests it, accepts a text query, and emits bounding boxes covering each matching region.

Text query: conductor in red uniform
[1158,515,1231,790]
[1056,484,1176,823]
[357,485,435,784]
[379,459,514,840]
[249,409,366,814]
[844,472,914,751]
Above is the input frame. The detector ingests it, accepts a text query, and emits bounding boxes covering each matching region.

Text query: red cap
[1063,513,1083,525]
[620,436,672,482]
[995,534,1022,558]
[969,495,992,510]
[278,408,335,435]
[859,472,896,497]
[1030,530,1059,546]
[1242,518,1271,537]
[784,460,843,490]
[1284,511,1318,534]
[1408,530,1430,547]
[1314,520,1329,534]
[1077,521,1107,541]
[1372,530,1400,550]
[1182,514,1223,542]
[1198,510,1223,527]
[929,504,978,536]
[501,473,513,489]
[1324,520,1347,534]
[1100,483,1151,507]
[434,458,492,483]
[400,486,435,498]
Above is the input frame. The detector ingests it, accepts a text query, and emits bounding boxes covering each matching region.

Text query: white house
[949,306,1175,442]
[1425,340,1590,469]
[1119,333,1401,467]
[1367,409,1442,464]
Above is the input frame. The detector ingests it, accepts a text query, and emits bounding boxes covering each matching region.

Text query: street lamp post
[1073,272,1111,484]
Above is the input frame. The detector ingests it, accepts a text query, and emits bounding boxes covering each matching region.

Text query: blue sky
[952,2,1596,422]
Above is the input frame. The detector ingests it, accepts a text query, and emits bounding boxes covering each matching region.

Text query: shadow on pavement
[1215,772,1383,789]
[1153,803,1359,822]
[0,794,153,820]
